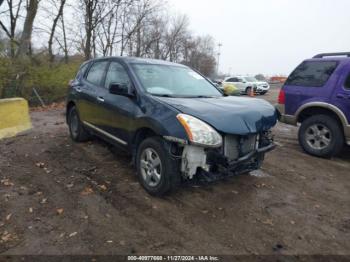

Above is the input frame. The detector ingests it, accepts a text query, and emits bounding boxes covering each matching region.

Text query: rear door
[332,67,350,123]
[283,60,338,115]
[79,60,109,126]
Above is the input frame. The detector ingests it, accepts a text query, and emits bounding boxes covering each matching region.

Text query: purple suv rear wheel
[298,115,344,158]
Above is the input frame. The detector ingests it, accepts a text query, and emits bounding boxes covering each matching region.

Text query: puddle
[250,170,271,178]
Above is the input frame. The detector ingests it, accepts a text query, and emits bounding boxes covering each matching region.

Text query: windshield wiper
[191,95,216,98]
[151,94,173,97]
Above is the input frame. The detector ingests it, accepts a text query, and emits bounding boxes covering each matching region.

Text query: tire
[67,106,91,142]
[298,115,344,158]
[245,87,252,95]
[136,137,180,196]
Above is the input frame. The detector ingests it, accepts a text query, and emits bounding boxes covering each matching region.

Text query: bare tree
[18,0,39,57]
[0,0,24,57]
[60,14,68,63]
[80,0,110,60]
[47,0,66,62]
[0,0,217,77]
[182,35,217,76]
[162,14,189,62]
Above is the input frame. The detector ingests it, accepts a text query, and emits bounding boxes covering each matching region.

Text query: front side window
[132,64,222,97]
[285,61,338,87]
[105,62,131,89]
[86,61,108,86]
[344,73,350,90]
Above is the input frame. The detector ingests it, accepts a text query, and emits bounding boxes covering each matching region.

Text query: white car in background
[223,76,270,95]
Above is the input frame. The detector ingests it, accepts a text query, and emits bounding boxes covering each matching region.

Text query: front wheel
[136,137,180,196]
[298,115,344,158]
[245,87,252,95]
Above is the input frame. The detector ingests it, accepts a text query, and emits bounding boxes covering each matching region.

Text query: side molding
[82,121,128,146]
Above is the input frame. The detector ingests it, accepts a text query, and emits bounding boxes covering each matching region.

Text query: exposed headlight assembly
[177,114,222,147]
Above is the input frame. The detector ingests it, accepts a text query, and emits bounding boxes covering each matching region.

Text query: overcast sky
[168,0,350,76]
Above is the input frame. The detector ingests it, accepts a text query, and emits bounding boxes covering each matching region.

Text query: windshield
[132,64,222,97]
[244,77,257,82]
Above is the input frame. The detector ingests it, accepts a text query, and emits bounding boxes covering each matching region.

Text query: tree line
[0,0,217,76]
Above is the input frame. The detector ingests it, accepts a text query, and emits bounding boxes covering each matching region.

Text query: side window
[226,78,234,82]
[86,61,108,86]
[105,62,131,89]
[285,61,338,87]
[233,78,241,82]
[345,73,350,90]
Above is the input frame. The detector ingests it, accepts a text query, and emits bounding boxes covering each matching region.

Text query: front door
[97,61,137,146]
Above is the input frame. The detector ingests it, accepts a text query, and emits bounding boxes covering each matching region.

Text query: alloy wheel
[305,124,331,150]
[140,148,162,187]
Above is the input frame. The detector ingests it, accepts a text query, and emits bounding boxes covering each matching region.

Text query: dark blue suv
[277,52,350,157]
[66,57,277,195]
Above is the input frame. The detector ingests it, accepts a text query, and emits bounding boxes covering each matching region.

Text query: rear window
[285,61,338,87]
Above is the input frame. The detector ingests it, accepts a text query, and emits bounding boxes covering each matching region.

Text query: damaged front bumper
[170,131,275,182]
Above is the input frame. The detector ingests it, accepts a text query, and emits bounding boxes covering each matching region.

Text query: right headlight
[176,114,222,147]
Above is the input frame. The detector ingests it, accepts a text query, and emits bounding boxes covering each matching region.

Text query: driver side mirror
[109,83,133,97]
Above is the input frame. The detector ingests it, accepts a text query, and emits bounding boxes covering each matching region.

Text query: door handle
[97,96,105,102]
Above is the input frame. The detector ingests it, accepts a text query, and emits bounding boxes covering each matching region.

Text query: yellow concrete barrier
[0,98,32,139]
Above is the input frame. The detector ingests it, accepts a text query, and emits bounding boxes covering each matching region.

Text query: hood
[155,96,277,135]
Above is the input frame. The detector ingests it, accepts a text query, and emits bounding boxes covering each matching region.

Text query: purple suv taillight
[278,89,285,105]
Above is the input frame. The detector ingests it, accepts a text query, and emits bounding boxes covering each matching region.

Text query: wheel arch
[296,103,348,127]
[66,101,76,123]
[132,127,158,148]
[131,127,159,166]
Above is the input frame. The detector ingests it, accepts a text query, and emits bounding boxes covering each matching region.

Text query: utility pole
[216,43,223,76]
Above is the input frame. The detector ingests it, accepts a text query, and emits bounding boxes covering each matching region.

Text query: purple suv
[277,52,350,157]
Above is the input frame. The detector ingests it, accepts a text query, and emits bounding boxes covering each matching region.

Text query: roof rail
[313,52,350,58]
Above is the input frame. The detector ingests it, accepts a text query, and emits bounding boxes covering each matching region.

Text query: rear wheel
[68,106,91,142]
[136,137,180,196]
[298,115,344,158]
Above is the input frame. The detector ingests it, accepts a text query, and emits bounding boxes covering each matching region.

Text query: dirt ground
[0,85,349,256]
